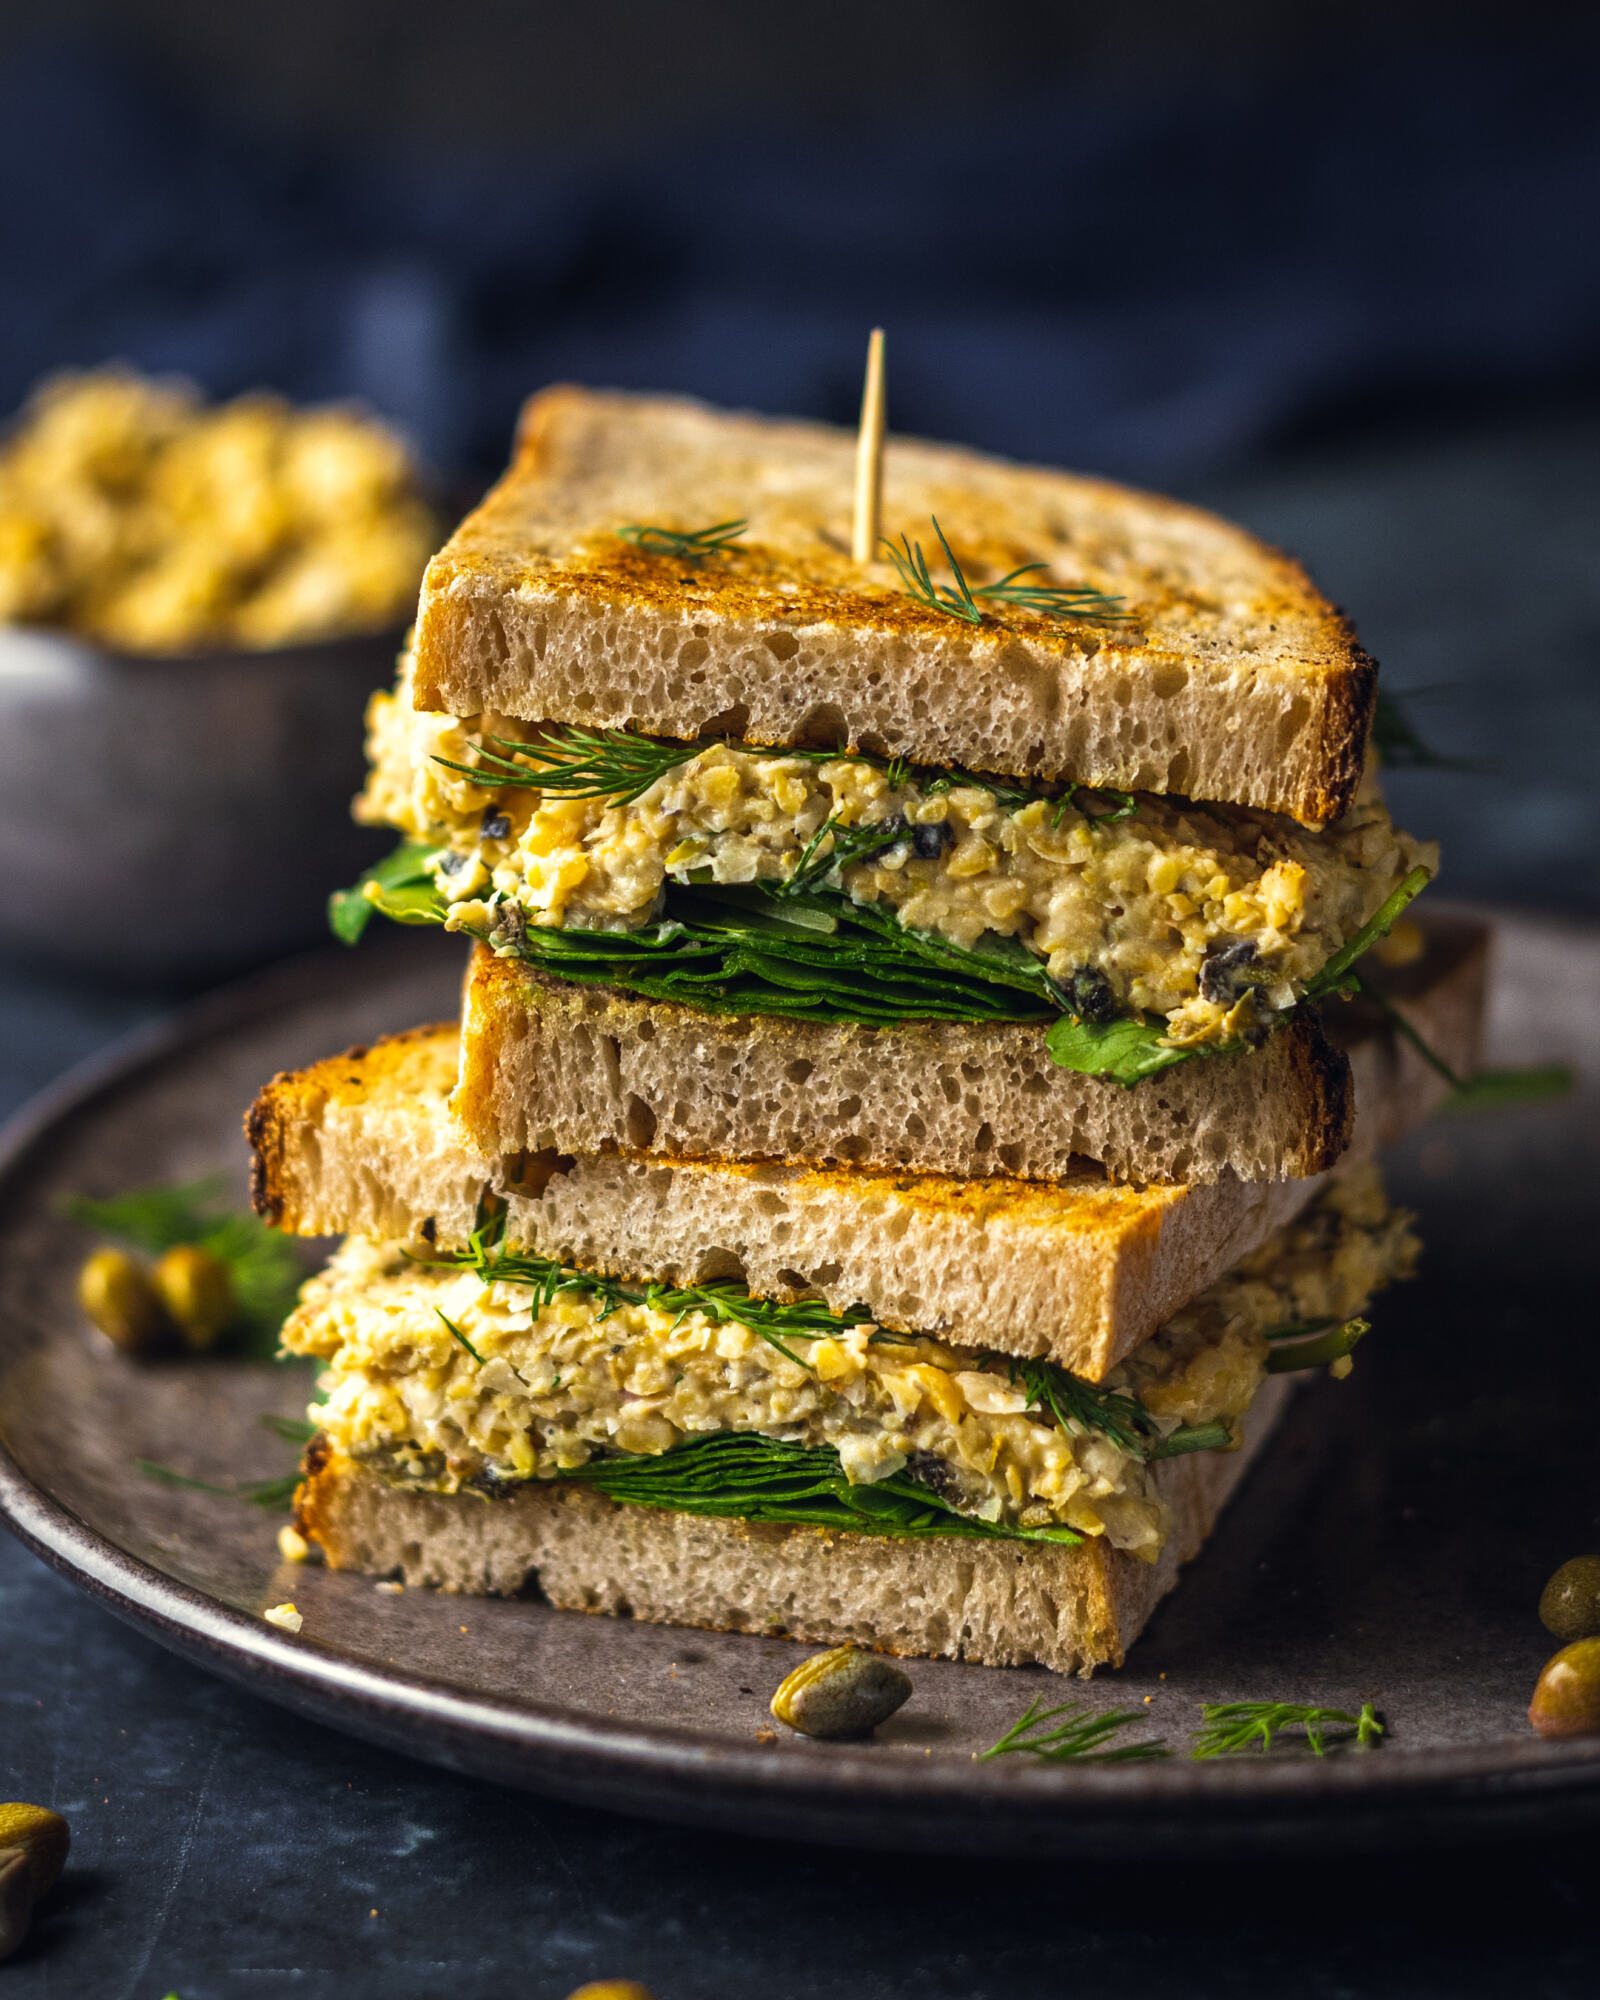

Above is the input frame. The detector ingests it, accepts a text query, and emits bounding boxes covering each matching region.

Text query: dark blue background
[2,18,1599,1995]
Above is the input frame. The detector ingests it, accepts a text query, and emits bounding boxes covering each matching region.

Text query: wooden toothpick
[852,327,886,566]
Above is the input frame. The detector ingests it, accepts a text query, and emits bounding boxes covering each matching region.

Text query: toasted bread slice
[451,912,1485,1189]
[412,387,1375,827]
[247,913,1483,1380]
[251,1024,1317,1381]
[294,1375,1293,1680]
[454,948,1352,1187]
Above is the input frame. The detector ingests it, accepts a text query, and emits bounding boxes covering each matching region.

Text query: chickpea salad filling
[337,655,1436,1081]
[284,1169,1416,1562]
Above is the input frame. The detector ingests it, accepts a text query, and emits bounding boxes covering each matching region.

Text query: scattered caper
[76,1249,169,1354]
[0,1804,69,1904]
[0,1850,29,1962]
[770,1643,913,1739]
[1529,1638,1600,1740]
[1539,1555,1600,1644]
[152,1243,235,1350]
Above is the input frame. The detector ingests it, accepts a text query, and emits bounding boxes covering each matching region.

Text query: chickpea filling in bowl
[284,1170,1417,1564]
[0,367,436,650]
[352,652,1436,1055]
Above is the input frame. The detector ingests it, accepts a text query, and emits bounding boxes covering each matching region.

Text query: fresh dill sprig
[984,1354,1227,1461]
[1191,1701,1384,1758]
[436,1308,486,1366]
[1441,1064,1575,1114]
[776,813,911,899]
[881,519,982,623]
[882,517,1129,628]
[434,724,705,807]
[430,1217,873,1374]
[1001,1356,1155,1456]
[617,519,747,560]
[978,1698,1170,1763]
[973,567,1131,624]
[1263,1316,1370,1374]
[136,1413,318,1513]
[137,1461,302,1510]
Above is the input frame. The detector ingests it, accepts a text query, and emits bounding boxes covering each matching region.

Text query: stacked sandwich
[249,389,1484,1675]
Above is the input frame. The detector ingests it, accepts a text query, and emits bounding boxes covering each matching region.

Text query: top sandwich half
[340,386,1436,1095]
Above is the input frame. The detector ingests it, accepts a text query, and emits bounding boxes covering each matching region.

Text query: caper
[76,1248,169,1354]
[1529,1638,1600,1739]
[0,1804,70,1903]
[152,1243,235,1350]
[0,1850,29,1963]
[1539,1555,1600,1643]
[770,1643,913,1739]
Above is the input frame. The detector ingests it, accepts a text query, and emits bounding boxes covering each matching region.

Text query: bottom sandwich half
[265,1075,1415,1675]
[296,1373,1293,1679]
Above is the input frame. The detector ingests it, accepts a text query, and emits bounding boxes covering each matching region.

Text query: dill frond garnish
[881,519,982,623]
[978,1698,1170,1763]
[137,1414,313,1512]
[435,724,706,807]
[137,1461,302,1510]
[973,568,1131,624]
[431,1217,872,1374]
[436,1308,485,1366]
[1191,1701,1384,1758]
[618,519,746,560]
[775,813,911,899]
[1441,1064,1574,1114]
[975,1354,1227,1461]
[999,1356,1155,1457]
[882,517,1129,627]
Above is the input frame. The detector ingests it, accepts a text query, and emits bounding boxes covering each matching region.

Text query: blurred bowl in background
[0,623,400,985]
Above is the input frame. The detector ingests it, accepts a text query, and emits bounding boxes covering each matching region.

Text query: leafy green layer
[336,836,1432,1082]
[548,1430,1083,1544]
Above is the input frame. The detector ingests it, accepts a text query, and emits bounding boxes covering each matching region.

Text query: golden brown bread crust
[246,1022,458,1226]
[412,387,1378,827]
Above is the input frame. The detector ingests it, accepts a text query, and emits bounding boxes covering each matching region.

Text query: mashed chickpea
[359,652,1435,1050]
[0,367,435,650]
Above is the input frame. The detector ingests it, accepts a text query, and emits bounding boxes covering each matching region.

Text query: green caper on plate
[1539,1555,1600,1644]
[771,1644,913,1739]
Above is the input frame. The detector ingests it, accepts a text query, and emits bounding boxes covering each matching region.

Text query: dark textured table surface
[4,418,1600,1997]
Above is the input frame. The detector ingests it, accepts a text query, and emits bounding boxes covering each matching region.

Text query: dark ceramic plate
[1,918,1597,1855]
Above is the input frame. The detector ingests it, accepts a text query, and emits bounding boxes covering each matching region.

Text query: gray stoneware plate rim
[1,941,1597,1854]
